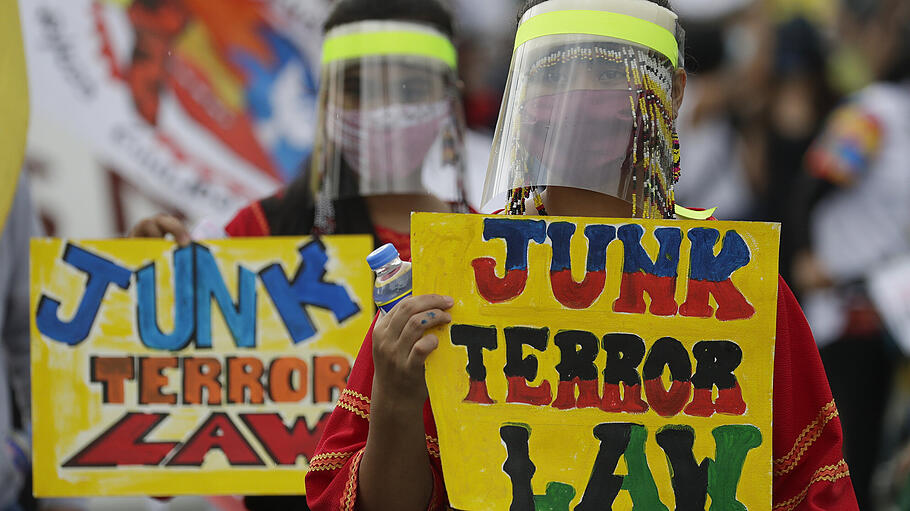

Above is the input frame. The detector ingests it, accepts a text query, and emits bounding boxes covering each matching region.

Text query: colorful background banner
[413,212,781,510]
[20,0,329,231]
[30,236,372,496]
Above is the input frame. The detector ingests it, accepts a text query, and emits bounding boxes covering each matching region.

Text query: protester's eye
[543,69,566,84]
[400,77,432,102]
[600,68,625,83]
[343,77,361,96]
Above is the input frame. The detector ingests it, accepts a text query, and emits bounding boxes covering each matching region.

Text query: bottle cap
[367,243,400,270]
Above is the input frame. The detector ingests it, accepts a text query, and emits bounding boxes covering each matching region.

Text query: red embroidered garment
[225,202,272,237]
[225,203,412,260]
[305,277,858,511]
[373,224,412,261]
[224,202,856,510]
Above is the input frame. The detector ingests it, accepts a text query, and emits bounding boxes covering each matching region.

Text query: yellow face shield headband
[514,9,679,68]
[322,21,458,70]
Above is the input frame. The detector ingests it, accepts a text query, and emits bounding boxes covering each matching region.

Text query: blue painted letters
[36,244,132,346]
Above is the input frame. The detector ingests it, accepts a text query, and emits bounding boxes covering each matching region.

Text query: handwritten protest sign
[30,236,373,496]
[412,213,780,510]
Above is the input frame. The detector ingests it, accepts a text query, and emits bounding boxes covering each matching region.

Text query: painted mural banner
[412,212,781,510]
[20,0,330,223]
[30,236,373,496]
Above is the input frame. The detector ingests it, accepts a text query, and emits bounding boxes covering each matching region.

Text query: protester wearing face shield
[130,1,466,510]
[494,3,857,510]
[249,8,467,510]
[305,1,859,510]
[221,2,467,254]
[309,17,467,235]
[132,0,467,253]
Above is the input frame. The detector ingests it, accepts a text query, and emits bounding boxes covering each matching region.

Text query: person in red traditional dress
[130,1,469,510]
[304,1,860,510]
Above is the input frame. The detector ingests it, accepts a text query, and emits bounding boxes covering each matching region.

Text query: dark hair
[883,25,910,82]
[882,3,910,82]
[683,22,723,73]
[325,0,455,37]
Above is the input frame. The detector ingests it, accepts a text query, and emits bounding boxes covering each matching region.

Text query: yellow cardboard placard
[0,0,29,231]
[30,236,373,496]
[413,213,780,511]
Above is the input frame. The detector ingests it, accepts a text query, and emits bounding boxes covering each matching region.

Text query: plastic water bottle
[367,243,412,314]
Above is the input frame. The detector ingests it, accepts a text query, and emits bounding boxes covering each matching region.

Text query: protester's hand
[371,294,454,408]
[128,214,191,246]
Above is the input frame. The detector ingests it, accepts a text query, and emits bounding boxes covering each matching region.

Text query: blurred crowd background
[8,0,910,509]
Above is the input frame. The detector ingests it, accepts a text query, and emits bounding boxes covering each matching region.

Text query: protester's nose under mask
[331,101,449,184]
[519,89,634,191]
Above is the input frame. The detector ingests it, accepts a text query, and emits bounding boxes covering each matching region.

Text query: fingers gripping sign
[373,294,454,405]
[128,214,191,246]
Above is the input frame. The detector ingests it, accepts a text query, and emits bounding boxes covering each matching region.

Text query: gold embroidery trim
[774,400,839,476]
[426,435,440,459]
[337,388,371,420]
[344,389,371,405]
[311,450,356,463]
[310,450,356,471]
[308,461,348,472]
[340,449,366,511]
[773,459,850,511]
[337,400,370,420]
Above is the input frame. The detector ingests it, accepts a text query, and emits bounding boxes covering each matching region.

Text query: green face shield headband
[515,8,679,68]
[515,0,682,68]
[322,21,457,69]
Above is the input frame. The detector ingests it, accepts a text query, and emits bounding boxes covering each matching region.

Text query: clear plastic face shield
[312,21,466,204]
[484,0,683,218]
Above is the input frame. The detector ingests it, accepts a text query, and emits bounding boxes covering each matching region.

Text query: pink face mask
[329,101,450,185]
[519,89,635,175]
